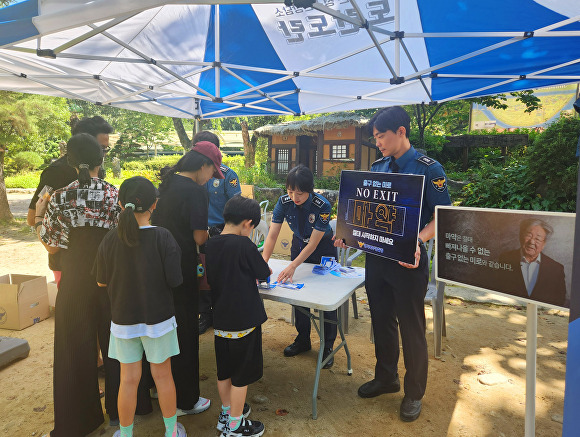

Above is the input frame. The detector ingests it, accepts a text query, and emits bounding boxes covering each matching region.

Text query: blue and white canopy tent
[1,1,580,435]
[0,0,579,120]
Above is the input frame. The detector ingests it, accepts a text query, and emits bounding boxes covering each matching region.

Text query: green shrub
[458,159,537,209]
[526,114,579,211]
[10,151,44,173]
[5,171,41,189]
[458,113,580,212]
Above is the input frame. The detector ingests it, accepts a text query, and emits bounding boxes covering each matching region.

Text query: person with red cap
[151,141,224,416]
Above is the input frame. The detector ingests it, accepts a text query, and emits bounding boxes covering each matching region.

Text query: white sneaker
[169,422,187,437]
[216,403,251,432]
[176,396,211,416]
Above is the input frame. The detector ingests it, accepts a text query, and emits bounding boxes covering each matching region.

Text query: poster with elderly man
[435,206,574,309]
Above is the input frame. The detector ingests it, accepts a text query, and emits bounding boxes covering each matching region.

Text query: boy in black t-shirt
[206,196,271,437]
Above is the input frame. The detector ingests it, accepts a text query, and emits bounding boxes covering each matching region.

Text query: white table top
[260,258,365,311]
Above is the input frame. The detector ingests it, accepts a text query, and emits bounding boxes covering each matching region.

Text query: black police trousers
[290,234,338,348]
[365,244,429,400]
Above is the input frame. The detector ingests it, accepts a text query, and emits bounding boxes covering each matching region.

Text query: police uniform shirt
[205,164,241,227]
[371,146,451,229]
[272,193,333,242]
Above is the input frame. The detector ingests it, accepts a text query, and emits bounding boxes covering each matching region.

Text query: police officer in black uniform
[337,106,451,422]
[262,164,338,368]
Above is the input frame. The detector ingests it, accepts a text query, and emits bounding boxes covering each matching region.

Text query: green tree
[69,100,174,156]
[0,92,70,220]
[409,91,542,148]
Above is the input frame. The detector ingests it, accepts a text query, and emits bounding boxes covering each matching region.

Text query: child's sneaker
[222,417,264,437]
[217,403,252,432]
[169,422,187,437]
[176,396,211,416]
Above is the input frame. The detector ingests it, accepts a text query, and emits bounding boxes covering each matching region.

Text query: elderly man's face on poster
[521,224,547,262]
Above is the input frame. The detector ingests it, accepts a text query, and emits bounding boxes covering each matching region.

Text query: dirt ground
[0,213,569,437]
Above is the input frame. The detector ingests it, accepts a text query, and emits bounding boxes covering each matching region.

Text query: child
[206,195,271,437]
[93,176,186,437]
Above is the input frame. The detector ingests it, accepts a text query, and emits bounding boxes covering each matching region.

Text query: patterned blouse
[39,178,120,249]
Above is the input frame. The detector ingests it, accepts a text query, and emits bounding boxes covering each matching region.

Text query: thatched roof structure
[254,112,369,138]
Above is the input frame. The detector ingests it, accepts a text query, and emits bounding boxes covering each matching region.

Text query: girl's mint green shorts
[109,329,180,364]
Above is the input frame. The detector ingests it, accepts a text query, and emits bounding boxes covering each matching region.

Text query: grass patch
[5,171,41,189]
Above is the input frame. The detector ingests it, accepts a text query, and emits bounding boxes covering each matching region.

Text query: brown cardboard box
[47,280,58,308]
[272,220,293,256]
[240,184,254,199]
[0,274,49,330]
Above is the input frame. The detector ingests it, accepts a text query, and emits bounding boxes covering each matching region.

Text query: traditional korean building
[254,113,378,176]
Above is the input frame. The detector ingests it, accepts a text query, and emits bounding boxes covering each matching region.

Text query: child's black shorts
[215,326,263,387]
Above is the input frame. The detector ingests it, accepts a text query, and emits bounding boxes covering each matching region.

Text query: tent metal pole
[395,0,400,76]
[312,2,395,38]
[220,66,295,114]
[52,15,135,54]
[405,37,525,81]
[437,73,580,80]
[398,39,432,101]
[440,58,580,102]
[92,26,216,100]
[215,5,220,99]
[348,0,397,78]
[405,15,580,82]
[404,31,580,38]
[300,88,418,104]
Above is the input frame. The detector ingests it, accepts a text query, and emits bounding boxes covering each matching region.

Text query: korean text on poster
[336,170,424,264]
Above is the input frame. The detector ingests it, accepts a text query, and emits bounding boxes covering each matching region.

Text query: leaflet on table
[330,266,364,279]
[312,256,340,275]
[258,281,305,290]
[272,281,304,290]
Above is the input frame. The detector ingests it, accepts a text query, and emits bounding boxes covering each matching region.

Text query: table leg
[337,304,352,375]
[312,309,325,420]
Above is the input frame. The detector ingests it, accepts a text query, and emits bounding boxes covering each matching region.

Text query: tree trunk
[172,117,191,150]
[241,121,255,168]
[0,147,14,221]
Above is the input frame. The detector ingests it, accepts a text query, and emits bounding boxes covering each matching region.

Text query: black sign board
[336,170,424,264]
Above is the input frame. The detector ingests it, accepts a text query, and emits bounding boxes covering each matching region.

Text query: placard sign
[435,206,574,309]
[336,170,424,264]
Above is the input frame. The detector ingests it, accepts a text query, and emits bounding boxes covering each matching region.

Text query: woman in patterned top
[34,133,122,437]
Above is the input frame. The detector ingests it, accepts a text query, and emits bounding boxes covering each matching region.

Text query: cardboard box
[240,184,254,199]
[0,274,49,330]
[272,220,293,256]
[47,281,58,308]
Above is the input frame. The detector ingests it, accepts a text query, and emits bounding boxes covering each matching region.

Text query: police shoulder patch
[229,178,239,188]
[281,194,292,204]
[431,176,447,192]
[417,155,435,166]
[319,212,330,224]
[312,195,325,208]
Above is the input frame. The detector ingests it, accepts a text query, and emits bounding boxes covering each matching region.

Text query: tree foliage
[458,114,579,212]
[406,91,542,148]
[69,100,174,156]
[0,92,71,220]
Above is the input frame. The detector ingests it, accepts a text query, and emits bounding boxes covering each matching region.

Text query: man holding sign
[337,106,451,422]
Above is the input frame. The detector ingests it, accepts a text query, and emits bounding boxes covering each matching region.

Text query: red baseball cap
[192,141,224,179]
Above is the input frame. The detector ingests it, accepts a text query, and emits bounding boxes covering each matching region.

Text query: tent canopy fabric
[0,0,579,119]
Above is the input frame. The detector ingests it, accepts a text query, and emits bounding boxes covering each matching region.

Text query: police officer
[262,164,338,369]
[194,131,241,334]
[337,106,451,422]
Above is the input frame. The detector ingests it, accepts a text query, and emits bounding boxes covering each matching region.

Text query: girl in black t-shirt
[95,176,186,437]
[151,142,224,416]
